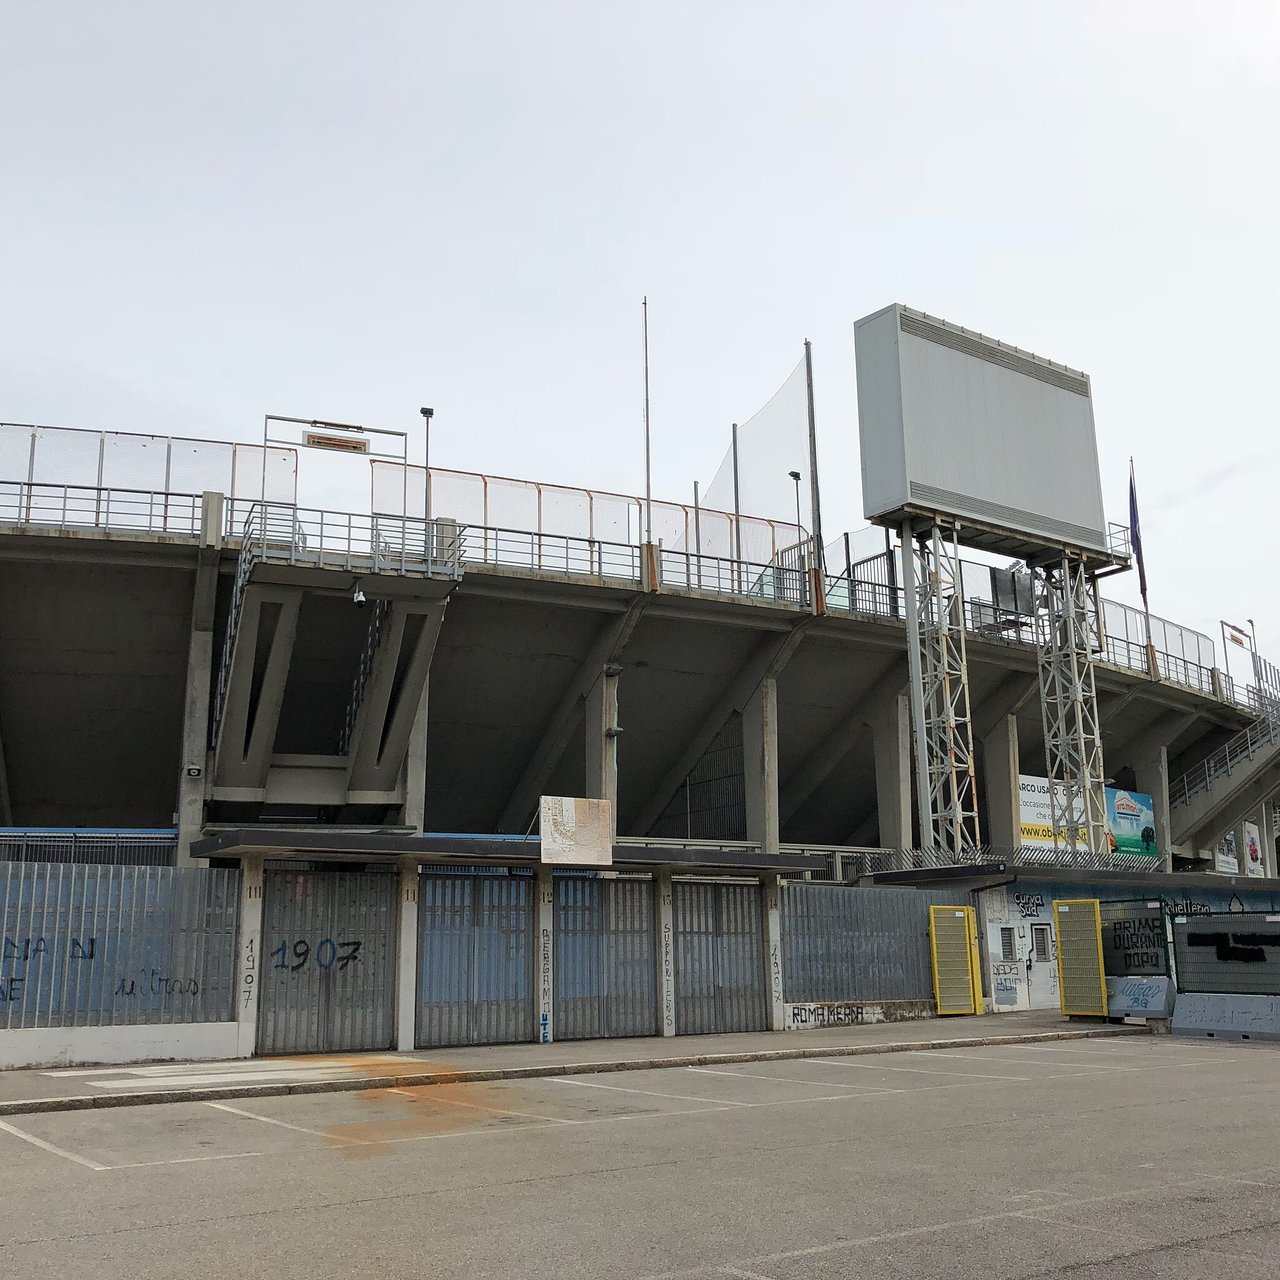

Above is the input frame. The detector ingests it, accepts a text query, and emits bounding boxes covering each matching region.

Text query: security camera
[353,586,367,608]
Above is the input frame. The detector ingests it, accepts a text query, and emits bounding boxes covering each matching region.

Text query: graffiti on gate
[1,935,98,1004]
[538,925,553,1043]
[114,971,200,998]
[660,891,676,1034]
[268,939,362,973]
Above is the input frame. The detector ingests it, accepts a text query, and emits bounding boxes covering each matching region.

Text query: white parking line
[107,1151,264,1169]
[924,1051,1130,1068]
[388,1087,577,1125]
[809,1058,1030,1081]
[1042,1059,1235,1079]
[550,1077,753,1106]
[686,1067,891,1093]
[0,1118,107,1171]
[205,1100,371,1144]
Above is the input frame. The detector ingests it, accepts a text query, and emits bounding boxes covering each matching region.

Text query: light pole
[788,469,802,559]
[419,407,434,524]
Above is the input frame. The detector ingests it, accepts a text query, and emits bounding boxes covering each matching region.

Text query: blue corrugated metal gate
[554,874,656,1041]
[673,880,767,1034]
[257,868,397,1055]
[416,871,534,1047]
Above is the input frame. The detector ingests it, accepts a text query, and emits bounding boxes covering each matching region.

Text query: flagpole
[1129,457,1157,678]
[643,297,653,546]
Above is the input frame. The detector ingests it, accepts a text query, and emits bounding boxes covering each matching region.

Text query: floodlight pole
[803,339,823,571]
[420,407,434,524]
[642,297,653,546]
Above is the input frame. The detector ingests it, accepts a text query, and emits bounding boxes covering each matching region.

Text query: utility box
[854,304,1109,560]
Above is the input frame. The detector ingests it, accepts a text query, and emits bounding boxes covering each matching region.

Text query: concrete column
[870,691,913,849]
[981,713,1020,850]
[402,684,429,833]
[656,870,676,1036]
[536,864,554,1044]
[763,874,785,1031]
[176,492,223,865]
[235,855,265,1058]
[743,676,780,853]
[1132,743,1173,873]
[585,668,620,835]
[395,861,419,1052]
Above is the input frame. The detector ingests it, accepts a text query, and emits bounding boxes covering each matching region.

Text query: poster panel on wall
[1244,821,1264,878]
[1018,775,1159,858]
[1214,831,1239,874]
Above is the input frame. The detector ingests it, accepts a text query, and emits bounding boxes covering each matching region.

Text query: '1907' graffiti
[269,939,362,972]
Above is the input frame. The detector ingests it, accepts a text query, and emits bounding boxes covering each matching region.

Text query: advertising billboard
[855,304,1109,560]
[1018,775,1159,859]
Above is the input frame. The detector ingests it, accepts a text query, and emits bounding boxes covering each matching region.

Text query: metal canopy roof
[190,828,827,875]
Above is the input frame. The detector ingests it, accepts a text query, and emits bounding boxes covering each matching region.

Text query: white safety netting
[700,357,811,549]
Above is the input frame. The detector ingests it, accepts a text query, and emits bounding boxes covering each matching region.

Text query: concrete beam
[347,600,449,794]
[585,667,620,835]
[1107,710,1198,771]
[972,673,1039,743]
[176,556,219,864]
[743,675,780,853]
[870,690,912,848]
[497,598,647,834]
[631,621,811,837]
[981,713,1020,849]
[402,682,429,832]
[213,585,303,793]
[176,494,224,863]
[778,657,907,826]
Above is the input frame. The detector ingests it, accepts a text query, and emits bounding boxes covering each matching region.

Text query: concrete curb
[0,1024,1149,1118]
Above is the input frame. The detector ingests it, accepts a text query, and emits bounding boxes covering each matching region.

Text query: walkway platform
[0,1010,1146,1116]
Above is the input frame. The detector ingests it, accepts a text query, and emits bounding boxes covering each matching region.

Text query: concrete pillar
[235,855,265,1058]
[981,713,1020,850]
[1132,743,1173,873]
[402,684,429,833]
[585,668,620,834]
[395,861,419,1052]
[536,864,554,1044]
[870,691,912,849]
[176,492,223,865]
[763,873,785,1031]
[656,870,676,1036]
[743,675,780,853]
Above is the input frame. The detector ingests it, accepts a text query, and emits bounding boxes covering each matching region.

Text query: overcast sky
[2,2,1276,668]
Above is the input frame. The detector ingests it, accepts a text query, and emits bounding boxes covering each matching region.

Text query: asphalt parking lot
[2,1035,1279,1279]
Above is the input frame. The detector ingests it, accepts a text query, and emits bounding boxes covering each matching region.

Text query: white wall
[0,1021,241,1070]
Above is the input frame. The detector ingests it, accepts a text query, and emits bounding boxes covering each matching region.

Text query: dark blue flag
[1129,460,1149,610]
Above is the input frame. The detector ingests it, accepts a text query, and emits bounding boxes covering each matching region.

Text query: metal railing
[860,844,1167,874]
[457,524,642,582]
[0,480,203,535]
[225,500,464,578]
[657,547,809,606]
[0,828,178,867]
[1169,711,1280,809]
[0,471,1254,713]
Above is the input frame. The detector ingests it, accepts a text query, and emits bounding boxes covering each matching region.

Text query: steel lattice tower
[901,523,982,857]
[1035,555,1109,862]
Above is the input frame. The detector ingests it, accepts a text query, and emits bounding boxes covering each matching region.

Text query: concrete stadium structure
[3,415,1280,1065]
[0,420,1276,870]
